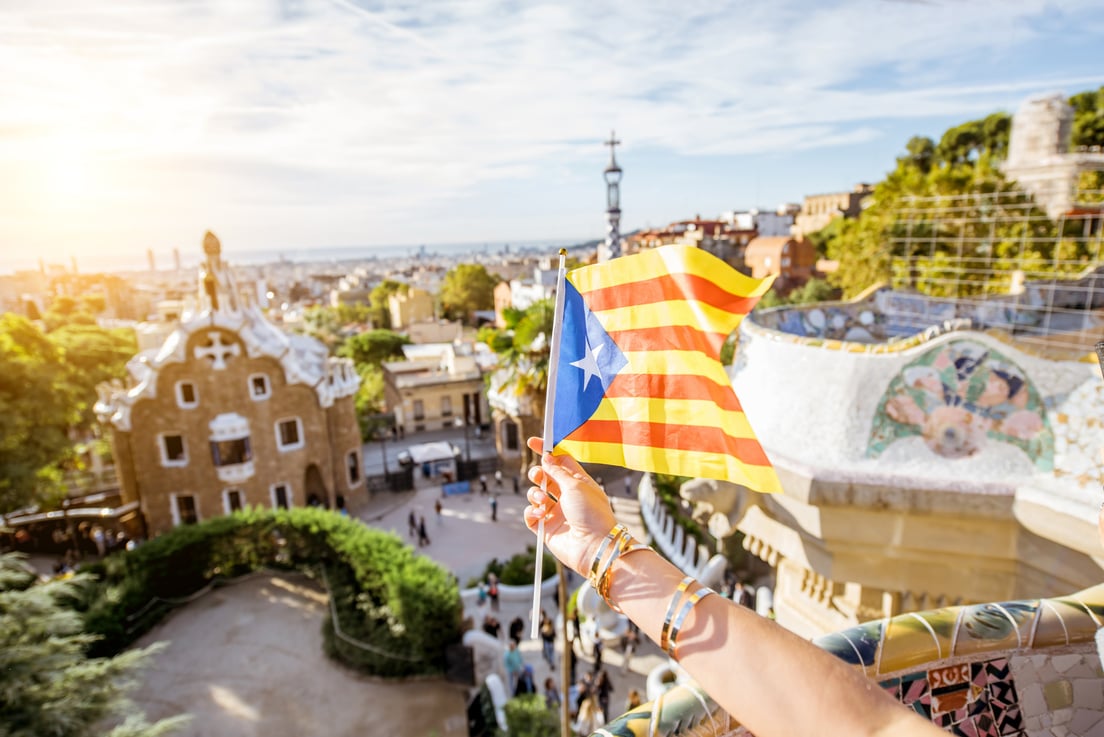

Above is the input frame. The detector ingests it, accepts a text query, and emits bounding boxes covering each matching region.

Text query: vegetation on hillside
[0,553,187,737]
[818,86,1104,299]
[0,305,136,514]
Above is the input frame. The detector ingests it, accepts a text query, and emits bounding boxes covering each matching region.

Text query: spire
[197,231,239,314]
[599,131,623,263]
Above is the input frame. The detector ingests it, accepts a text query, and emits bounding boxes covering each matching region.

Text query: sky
[1,0,1103,274]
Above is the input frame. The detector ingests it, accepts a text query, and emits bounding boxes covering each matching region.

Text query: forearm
[605,548,943,737]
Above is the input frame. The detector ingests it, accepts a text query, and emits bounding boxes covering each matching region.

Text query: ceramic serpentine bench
[594,583,1104,737]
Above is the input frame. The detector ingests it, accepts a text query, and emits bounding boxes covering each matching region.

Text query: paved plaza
[124,460,664,737]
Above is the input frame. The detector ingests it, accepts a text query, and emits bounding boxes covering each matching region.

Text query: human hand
[523,436,617,577]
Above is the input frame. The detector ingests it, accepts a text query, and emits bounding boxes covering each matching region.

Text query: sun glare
[43,137,91,201]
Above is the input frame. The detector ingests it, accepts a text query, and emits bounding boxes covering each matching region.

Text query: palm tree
[482,299,555,472]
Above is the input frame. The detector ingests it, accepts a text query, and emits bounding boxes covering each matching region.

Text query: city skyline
[2,0,1103,275]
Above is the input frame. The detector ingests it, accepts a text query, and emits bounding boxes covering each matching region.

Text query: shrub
[501,694,559,737]
[79,506,462,678]
[467,545,557,587]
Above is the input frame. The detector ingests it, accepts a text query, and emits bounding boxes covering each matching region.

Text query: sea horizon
[0,238,593,277]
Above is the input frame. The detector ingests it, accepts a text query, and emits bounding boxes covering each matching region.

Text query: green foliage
[0,553,188,737]
[79,507,462,678]
[439,264,499,323]
[500,694,559,737]
[368,280,408,329]
[0,314,138,513]
[337,329,411,368]
[300,303,375,349]
[49,324,138,431]
[0,314,73,512]
[1070,86,1104,149]
[468,546,557,587]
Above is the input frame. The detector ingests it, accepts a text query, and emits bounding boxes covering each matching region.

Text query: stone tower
[1006,94,1073,168]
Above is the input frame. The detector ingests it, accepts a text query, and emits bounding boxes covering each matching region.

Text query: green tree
[0,314,73,513]
[337,329,411,368]
[899,135,935,174]
[368,280,407,329]
[480,299,554,469]
[439,264,499,323]
[0,553,187,737]
[49,324,138,432]
[1070,86,1104,149]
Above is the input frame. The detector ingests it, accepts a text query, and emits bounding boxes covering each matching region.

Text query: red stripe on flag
[608,325,729,357]
[603,373,744,412]
[581,271,760,314]
[565,419,772,467]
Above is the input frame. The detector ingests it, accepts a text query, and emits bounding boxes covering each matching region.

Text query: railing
[638,474,712,579]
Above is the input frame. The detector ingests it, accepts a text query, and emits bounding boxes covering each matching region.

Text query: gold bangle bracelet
[666,586,714,659]
[660,576,696,654]
[589,524,628,588]
[597,536,648,608]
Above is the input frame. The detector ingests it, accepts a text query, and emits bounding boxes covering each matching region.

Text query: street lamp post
[379,425,389,483]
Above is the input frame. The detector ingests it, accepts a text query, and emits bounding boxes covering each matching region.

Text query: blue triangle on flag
[552,280,628,445]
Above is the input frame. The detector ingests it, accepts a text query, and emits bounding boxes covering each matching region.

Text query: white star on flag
[570,340,604,391]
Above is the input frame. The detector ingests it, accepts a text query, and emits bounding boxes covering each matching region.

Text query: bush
[79,506,462,678]
[467,545,557,587]
[501,694,559,737]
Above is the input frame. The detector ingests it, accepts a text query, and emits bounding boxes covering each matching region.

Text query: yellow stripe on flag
[621,350,733,386]
[588,397,759,439]
[556,439,782,493]
[593,300,751,336]
[570,244,774,298]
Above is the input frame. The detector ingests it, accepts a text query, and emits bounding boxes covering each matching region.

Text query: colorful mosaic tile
[867,340,1054,467]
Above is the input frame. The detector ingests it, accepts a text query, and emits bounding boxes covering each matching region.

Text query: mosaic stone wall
[867,340,1054,468]
[596,585,1104,737]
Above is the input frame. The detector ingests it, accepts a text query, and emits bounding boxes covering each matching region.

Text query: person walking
[591,630,603,671]
[594,668,614,723]
[487,573,500,611]
[508,615,525,645]
[544,677,561,710]
[417,516,430,546]
[515,664,536,696]
[434,498,442,522]
[540,615,556,668]
[621,625,639,675]
[490,495,498,522]
[624,474,633,496]
[407,509,417,538]
[504,641,524,693]
[495,469,503,489]
[573,694,603,736]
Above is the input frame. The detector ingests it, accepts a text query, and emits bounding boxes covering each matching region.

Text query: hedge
[78,506,463,678]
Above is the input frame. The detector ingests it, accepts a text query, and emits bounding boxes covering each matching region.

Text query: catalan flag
[548,245,780,493]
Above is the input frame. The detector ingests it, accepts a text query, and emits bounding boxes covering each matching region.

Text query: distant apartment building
[95,233,363,537]
[382,343,486,435]
[743,236,818,288]
[388,287,435,329]
[792,184,873,238]
[1003,93,1104,219]
[626,218,755,266]
[492,265,557,327]
[723,206,798,238]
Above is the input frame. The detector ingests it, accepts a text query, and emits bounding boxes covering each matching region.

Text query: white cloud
[0,0,1102,260]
